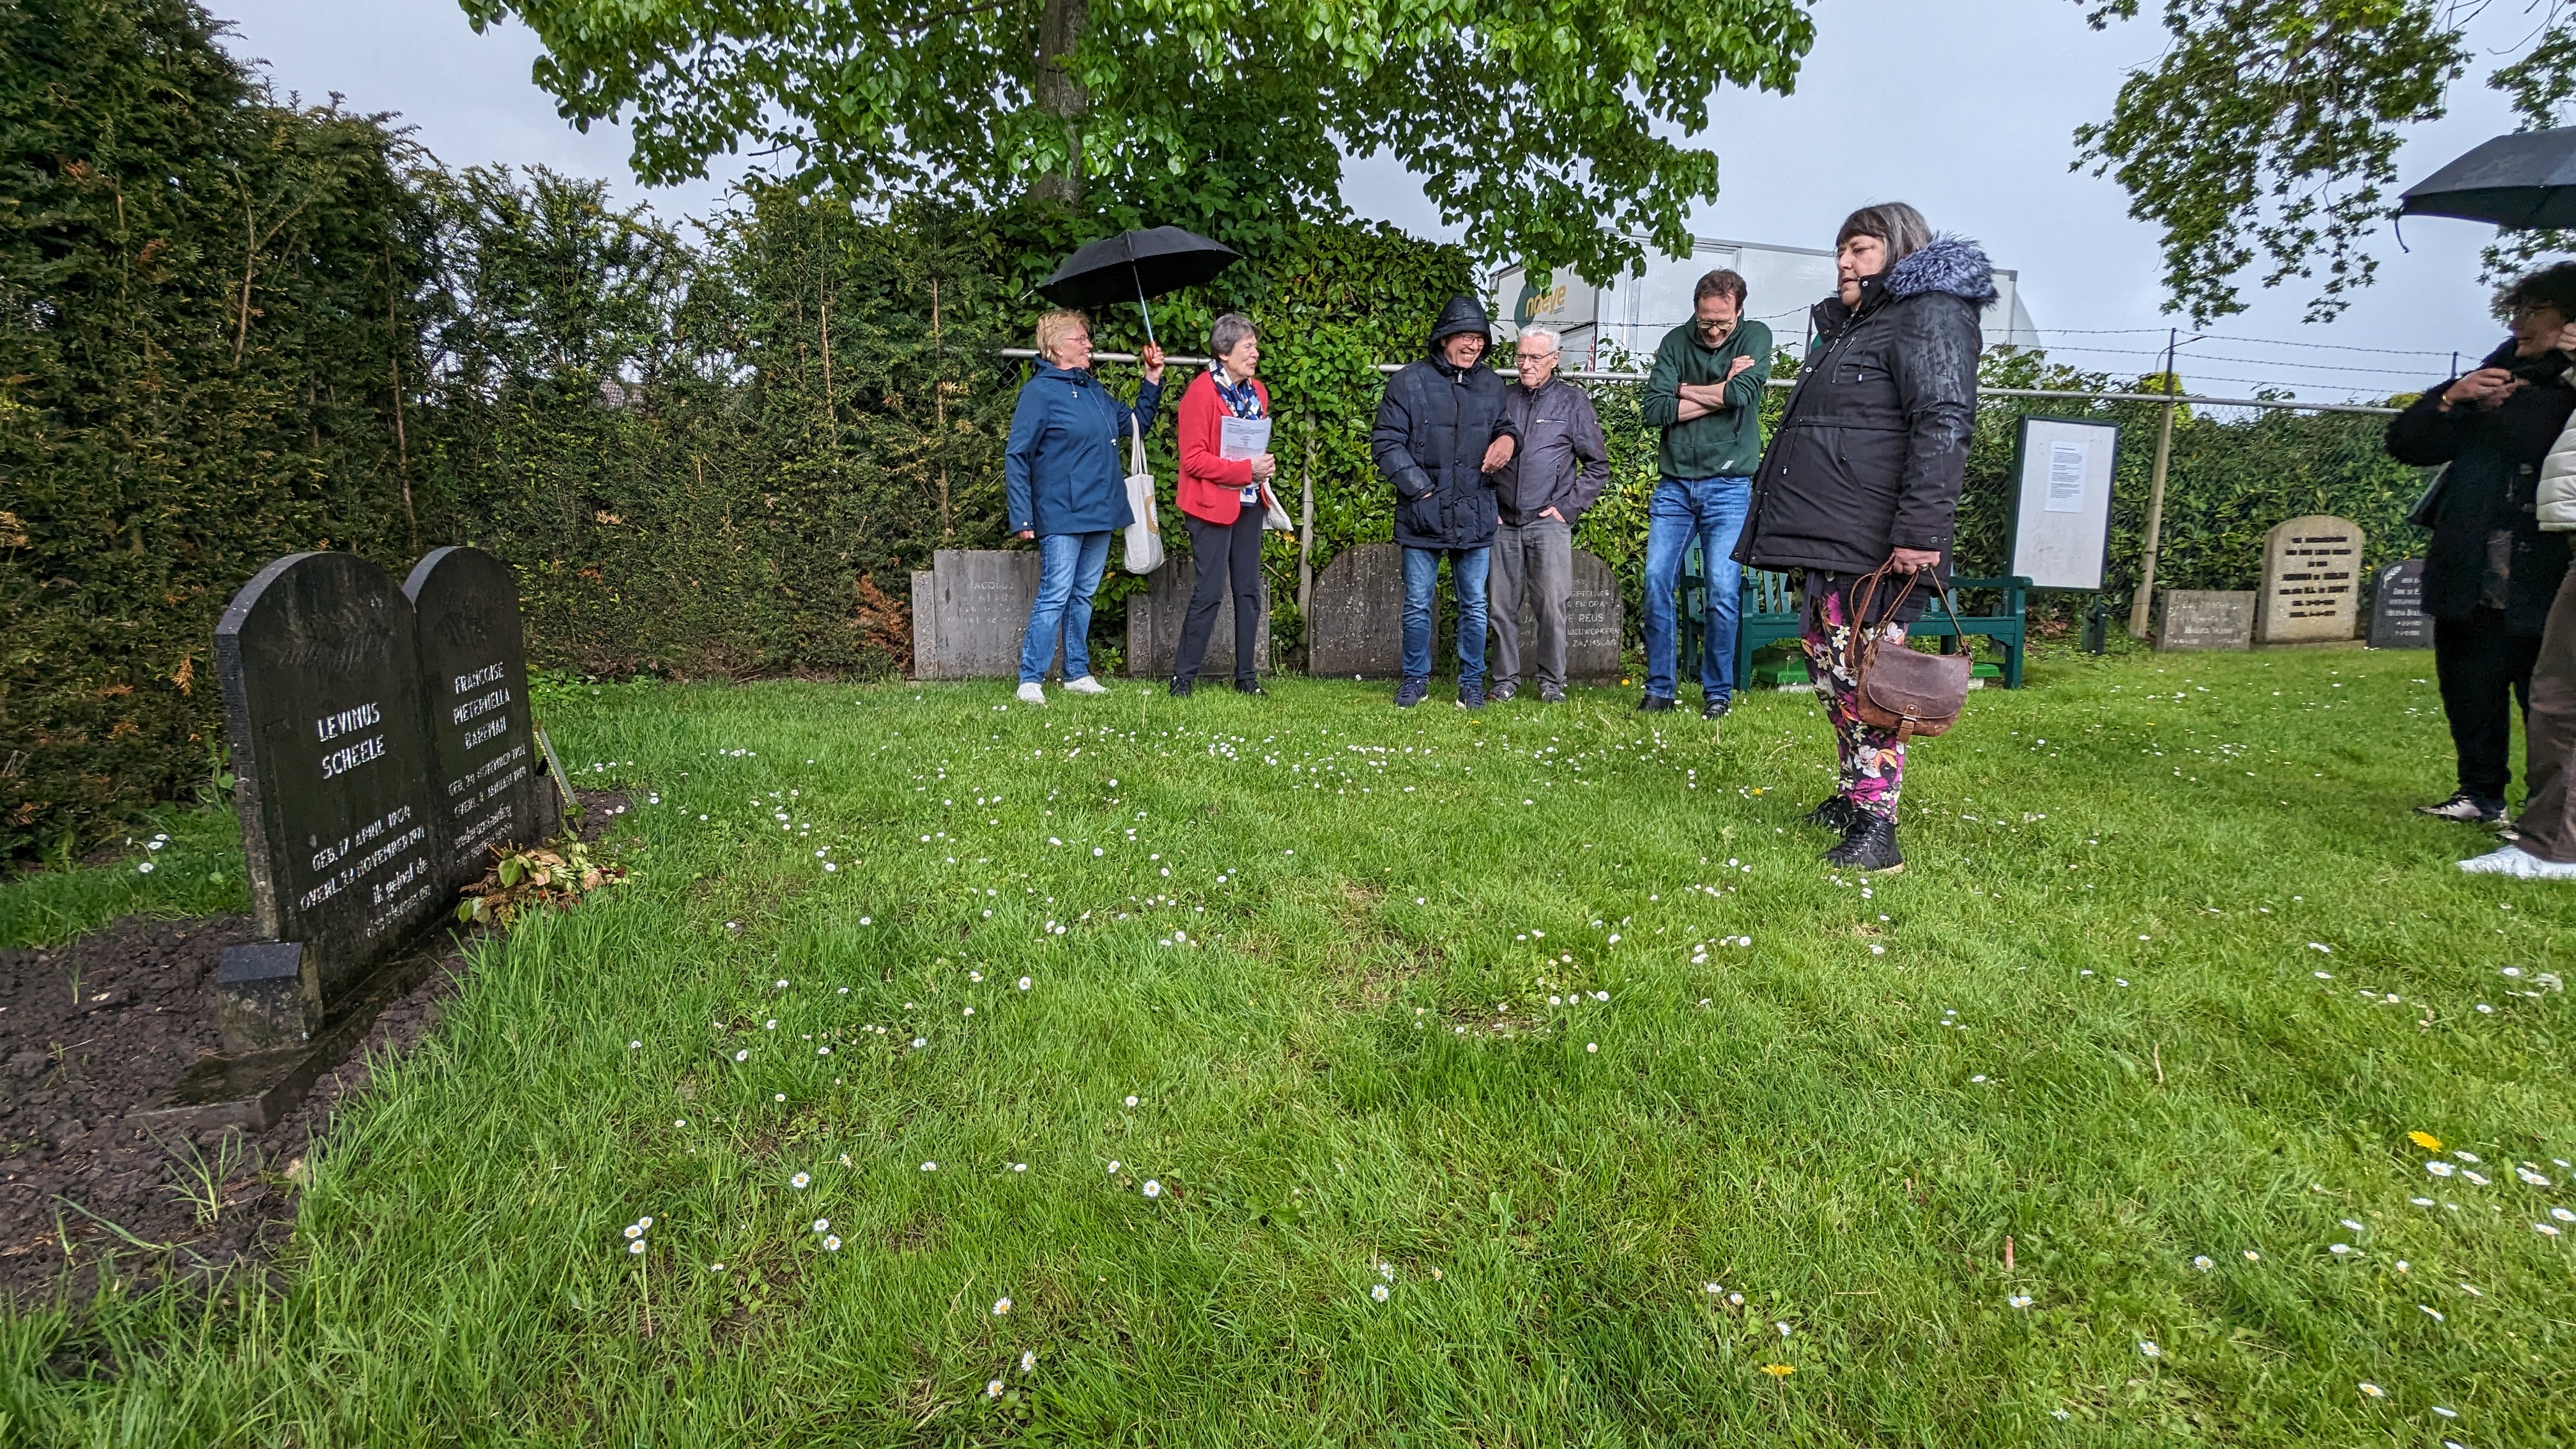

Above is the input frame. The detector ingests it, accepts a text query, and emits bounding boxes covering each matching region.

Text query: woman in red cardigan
[1170,312,1279,695]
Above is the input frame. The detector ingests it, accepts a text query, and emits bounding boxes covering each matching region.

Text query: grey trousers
[1489,517,1572,691]
[2522,569,2576,862]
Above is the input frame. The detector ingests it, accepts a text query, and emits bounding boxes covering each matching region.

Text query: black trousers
[2434,608,2543,799]
[1174,503,1263,685]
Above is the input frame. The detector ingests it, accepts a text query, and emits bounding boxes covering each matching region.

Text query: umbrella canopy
[2398,126,2576,231]
[1036,227,1238,346]
[1039,227,1239,309]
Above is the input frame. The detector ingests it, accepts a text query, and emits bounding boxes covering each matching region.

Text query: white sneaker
[1062,675,1109,696]
[1015,682,1046,706]
[2457,845,2576,879]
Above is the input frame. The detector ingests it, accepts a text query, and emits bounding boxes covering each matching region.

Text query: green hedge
[2,0,429,861]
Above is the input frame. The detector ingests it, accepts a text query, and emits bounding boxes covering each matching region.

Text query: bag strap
[1848,563,1970,677]
[1129,415,1147,479]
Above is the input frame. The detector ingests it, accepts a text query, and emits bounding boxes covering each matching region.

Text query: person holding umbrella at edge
[1004,310,1165,705]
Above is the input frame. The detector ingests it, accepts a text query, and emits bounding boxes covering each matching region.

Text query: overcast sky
[214,0,2552,399]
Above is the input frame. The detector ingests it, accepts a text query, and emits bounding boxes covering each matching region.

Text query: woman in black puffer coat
[1736,202,1995,873]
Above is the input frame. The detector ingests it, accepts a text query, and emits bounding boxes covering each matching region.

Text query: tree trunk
[1032,0,1089,203]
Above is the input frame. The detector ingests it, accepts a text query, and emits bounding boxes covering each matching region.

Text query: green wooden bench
[1715,566,2030,690]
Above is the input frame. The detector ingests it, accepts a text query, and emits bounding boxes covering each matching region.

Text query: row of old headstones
[211,546,558,1055]
[2156,514,2433,651]
[912,544,1625,681]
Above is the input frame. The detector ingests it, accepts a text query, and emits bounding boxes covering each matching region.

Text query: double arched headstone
[215,547,557,1027]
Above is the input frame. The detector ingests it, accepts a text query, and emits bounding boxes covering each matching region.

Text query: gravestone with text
[405,546,562,893]
[1516,549,1624,682]
[2368,558,2433,649]
[217,553,443,1004]
[2257,515,2365,644]
[1126,556,1272,680]
[2155,590,2255,652]
[1308,543,1406,678]
[911,549,1059,680]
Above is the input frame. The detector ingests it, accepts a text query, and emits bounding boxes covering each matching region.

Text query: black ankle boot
[1802,795,1860,832]
[1821,813,1903,873]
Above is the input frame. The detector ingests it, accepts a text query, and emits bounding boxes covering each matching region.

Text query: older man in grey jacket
[1489,326,1609,702]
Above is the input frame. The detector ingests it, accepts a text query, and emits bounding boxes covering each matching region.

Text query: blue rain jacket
[1004,361,1164,535]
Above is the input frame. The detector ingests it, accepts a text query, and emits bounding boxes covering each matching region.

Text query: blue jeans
[1019,530,1112,684]
[1401,546,1491,683]
[1641,475,1751,701]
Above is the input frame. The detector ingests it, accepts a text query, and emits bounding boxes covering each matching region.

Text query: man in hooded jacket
[1372,295,1519,708]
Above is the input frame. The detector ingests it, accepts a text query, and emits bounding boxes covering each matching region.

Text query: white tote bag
[1121,416,1165,574]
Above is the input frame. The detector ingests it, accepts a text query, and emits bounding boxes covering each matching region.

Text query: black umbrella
[2398,125,2576,231]
[1036,226,1239,347]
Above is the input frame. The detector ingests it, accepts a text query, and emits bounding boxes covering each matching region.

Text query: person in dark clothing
[2388,269,2576,834]
[1371,295,1519,709]
[1490,325,1609,702]
[1736,202,1993,874]
[2392,262,2576,847]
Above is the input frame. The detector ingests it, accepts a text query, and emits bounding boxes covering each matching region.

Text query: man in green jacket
[1638,270,1772,717]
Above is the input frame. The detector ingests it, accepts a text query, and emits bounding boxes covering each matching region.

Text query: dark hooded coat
[1736,236,1997,597]
[2384,339,2574,632]
[1372,295,1521,549]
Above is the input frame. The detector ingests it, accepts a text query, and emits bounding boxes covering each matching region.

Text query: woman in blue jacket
[1005,310,1165,703]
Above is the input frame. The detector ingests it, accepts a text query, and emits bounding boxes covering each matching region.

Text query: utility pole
[2128,327,2180,639]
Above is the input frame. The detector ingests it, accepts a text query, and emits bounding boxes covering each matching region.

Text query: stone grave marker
[2155,590,2255,652]
[2256,515,2365,643]
[1125,557,1272,680]
[1517,549,1624,682]
[1307,543,1405,678]
[405,546,562,893]
[216,552,442,1006]
[911,549,1059,680]
[2368,558,2432,649]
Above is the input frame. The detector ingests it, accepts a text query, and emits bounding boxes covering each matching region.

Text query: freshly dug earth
[0,914,468,1305]
[0,790,625,1306]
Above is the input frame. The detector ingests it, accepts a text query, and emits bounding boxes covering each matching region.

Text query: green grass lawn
[8,643,2574,1446]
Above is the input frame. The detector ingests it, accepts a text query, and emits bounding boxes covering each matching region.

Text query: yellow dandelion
[2409,1131,2443,1151]
[1759,1363,1795,1377]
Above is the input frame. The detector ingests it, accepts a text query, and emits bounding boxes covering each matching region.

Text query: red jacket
[1175,369,1273,525]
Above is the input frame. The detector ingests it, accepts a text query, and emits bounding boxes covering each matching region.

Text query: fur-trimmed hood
[1884,234,1998,305]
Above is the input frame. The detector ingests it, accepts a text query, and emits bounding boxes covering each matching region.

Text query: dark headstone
[1126,556,1272,678]
[1308,543,1406,678]
[404,546,562,890]
[2368,558,2432,649]
[1554,550,1625,682]
[213,942,320,1054]
[2154,590,2255,652]
[912,549,1059,680]
[216,553,442,1003]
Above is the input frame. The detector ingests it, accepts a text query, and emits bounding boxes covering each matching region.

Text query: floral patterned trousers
[1800,581,1910,820]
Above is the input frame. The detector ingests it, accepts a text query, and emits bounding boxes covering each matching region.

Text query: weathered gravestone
[1125,556,1272,680]
[215,553,443,1009]
[2257,515,2365,644]
[2155,590,2255,652]
[405,546,562,893]
[1307,543,1405,678]
[2368,558,2433,649]
[1508,549,1625,682]
[911,549,1059,680]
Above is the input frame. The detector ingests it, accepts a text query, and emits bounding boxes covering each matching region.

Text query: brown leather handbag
[1846,565,1974,740]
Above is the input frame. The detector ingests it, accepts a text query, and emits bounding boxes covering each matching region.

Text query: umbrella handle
[1133,263,1156,349]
